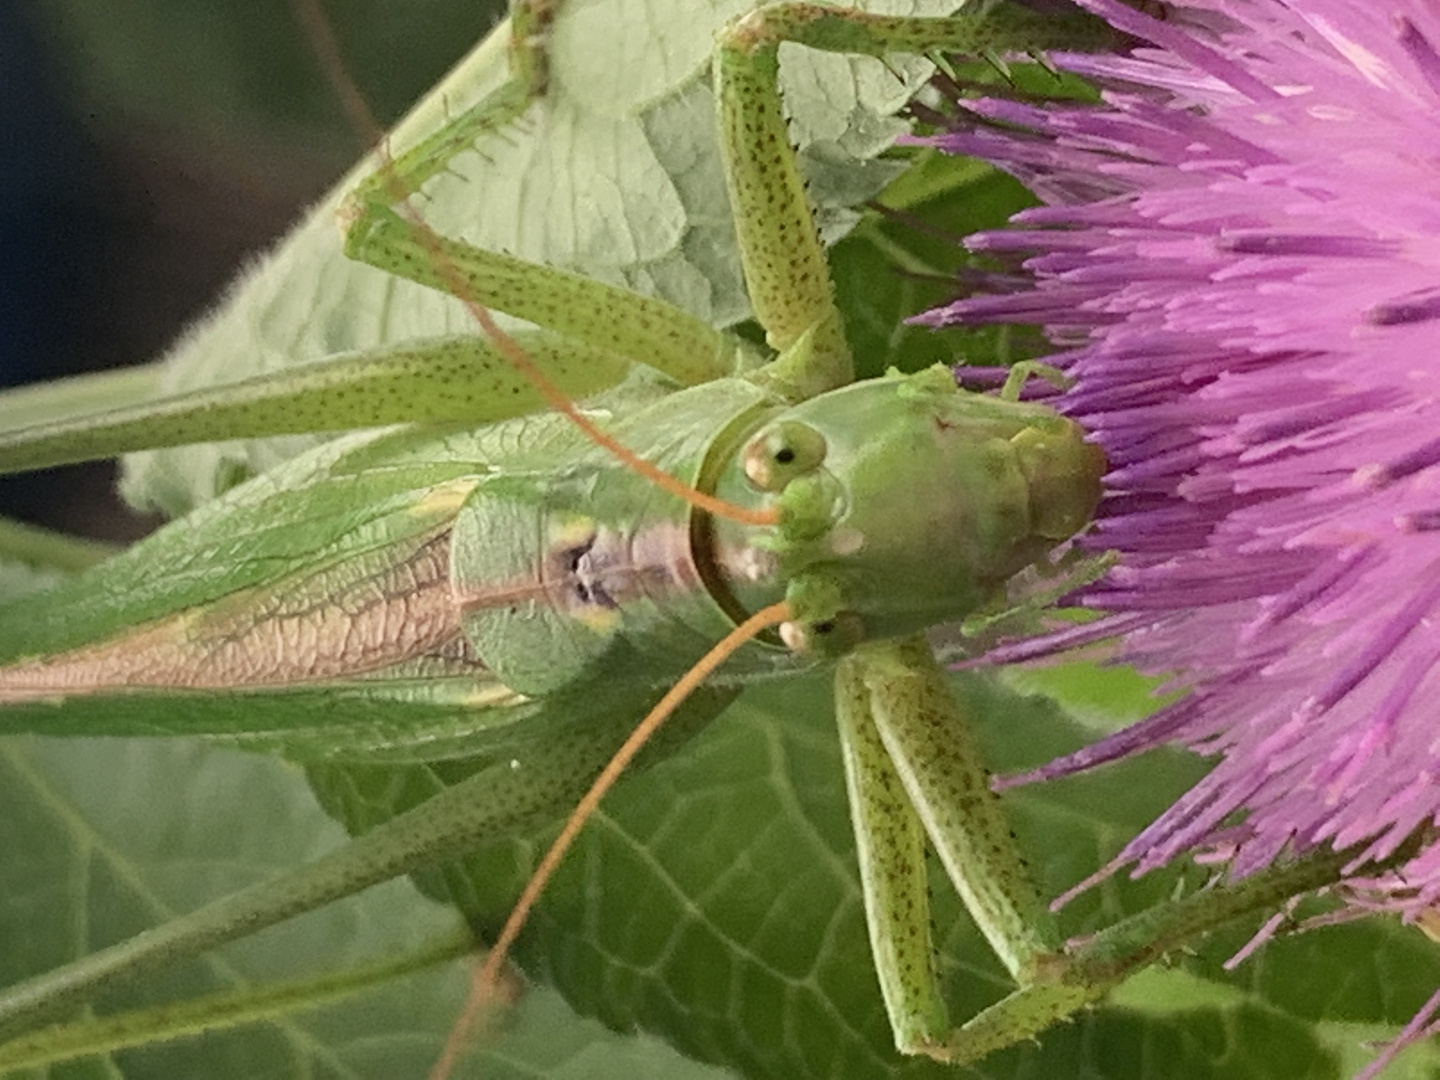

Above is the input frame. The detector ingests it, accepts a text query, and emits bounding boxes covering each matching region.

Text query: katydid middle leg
[338,0,755,392]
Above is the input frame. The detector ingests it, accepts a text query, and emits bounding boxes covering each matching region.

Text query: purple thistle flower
[915,0,1440,1021]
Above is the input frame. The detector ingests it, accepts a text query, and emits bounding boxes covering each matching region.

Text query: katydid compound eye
[743,421,827,492]
[778,611,864,656]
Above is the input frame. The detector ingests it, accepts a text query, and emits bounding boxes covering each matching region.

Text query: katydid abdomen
[0,368,1102,758]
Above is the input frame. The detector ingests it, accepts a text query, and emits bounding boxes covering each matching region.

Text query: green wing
[0,423,539,757]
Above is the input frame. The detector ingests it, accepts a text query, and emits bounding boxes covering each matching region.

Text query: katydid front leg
[837,639,1090,1061]
[834,640,1440,1063]
[713,0,1113,400]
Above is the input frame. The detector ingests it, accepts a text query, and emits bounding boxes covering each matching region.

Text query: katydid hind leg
[0,681,740,1047]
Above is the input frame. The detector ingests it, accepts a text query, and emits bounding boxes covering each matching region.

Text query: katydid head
[711,366,1106,656]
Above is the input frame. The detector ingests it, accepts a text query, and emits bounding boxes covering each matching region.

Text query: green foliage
[7,675,1433,1078]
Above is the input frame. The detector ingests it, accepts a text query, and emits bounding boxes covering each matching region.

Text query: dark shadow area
[1,0,502,541]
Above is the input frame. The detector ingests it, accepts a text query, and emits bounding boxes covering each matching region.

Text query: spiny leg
[0,332,634,476]
[834,647,946,1052]
[712,1,1114,401]
[835,637,1440,1062]
[837,638,1092,1061]
[340,0,749,390]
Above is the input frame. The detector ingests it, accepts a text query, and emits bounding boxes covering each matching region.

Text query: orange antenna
[290,0,780,530]
[430,599,793,1080]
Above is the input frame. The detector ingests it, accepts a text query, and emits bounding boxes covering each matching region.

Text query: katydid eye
[778,611,864,656]
[743,421,827,492]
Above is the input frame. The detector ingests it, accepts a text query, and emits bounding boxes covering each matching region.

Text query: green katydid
[0,3,1432,1079]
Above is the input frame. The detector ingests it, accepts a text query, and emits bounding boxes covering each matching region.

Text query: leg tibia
[925,978,1096,1065]
[343,206,742,386]
[858,638,1060,978]
[835,638,1082,1060]
[0,332,633,476]
[340,0,745,388]
[715,29,852,399]
[835,655,952,1051]
[711,2,1114,401]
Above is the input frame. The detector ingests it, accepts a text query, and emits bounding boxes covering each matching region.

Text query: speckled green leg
[836,637,1091,1060]
[714,15,852,400]
[856,638,1060,976]
[833,635,1412,1063]
[0,332,632,475]
[712,2,1112,402]
[340,0,741,390]
[835,644,950,1052]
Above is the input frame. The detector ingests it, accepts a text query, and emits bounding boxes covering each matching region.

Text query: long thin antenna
[430,599,793,1080]
[288,9,796,1074]
[291,0,779,529]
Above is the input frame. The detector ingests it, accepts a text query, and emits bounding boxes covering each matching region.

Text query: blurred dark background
[2,0,505,540]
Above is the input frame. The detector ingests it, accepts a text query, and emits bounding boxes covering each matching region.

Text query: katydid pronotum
[0,3,1429,1079]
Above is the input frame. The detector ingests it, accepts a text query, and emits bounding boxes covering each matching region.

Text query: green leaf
[0,736,740,1079]
[302,672,1429,1080]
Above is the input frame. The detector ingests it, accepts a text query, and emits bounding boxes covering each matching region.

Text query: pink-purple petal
[919,0,1440,1057]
